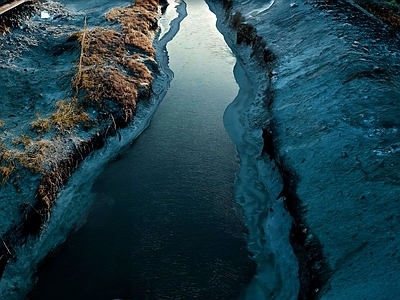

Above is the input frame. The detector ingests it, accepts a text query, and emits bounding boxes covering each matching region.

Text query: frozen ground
[208,0,400,299]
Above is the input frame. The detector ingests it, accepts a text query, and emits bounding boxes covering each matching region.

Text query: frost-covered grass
[0,0,157,185]
[0,0,160,294]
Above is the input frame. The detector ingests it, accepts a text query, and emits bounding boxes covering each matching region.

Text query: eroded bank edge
[208,1,332,298]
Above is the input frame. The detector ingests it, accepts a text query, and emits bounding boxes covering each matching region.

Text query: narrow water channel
[28,1,255,299]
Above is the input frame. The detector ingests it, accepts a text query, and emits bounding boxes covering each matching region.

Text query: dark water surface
[28,1,255,299]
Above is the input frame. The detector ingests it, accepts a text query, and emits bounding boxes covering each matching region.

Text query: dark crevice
[261,127,275,161]
[274,151,332,299]
[261,113,332,300]
[222,4,332,299]
[262,118,332,299]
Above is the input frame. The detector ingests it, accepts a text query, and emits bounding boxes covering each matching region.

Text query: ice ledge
[208,0,400,299]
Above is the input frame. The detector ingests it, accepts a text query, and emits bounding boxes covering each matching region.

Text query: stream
[27,0,256,299]
[2,0,400,299]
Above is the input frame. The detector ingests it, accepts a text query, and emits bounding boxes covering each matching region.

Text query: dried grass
[0,0,160,184]
[135,0,159,13]
[0,142,15,184]
[12,134,32,147]
[72,27,128,101]
[1,163,15,184]
[72,0,157,119]
[50,99,90,131]
[106,1,159,37]
[0,24,11,35]
[103,68,138,121]
[124,30,155,56]
[3,135,67,176]
[84,28,126,61]
[1,136,47,179]
[0,94,90,182]
[13,141,47,173]
[122,57,153,84]
[31,112,51,134]
[106,1,159,56]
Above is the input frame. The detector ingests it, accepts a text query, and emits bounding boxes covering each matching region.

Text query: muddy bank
[0,0,161,281]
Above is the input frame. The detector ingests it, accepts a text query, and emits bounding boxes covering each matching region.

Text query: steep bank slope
[209,0,400,299]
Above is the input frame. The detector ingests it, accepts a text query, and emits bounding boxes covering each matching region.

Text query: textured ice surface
[207,1,300,299]
[209,0,400,299]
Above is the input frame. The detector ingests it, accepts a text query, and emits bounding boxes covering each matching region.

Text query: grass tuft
[0,142,16,184]
[71,1,157,119]
[50,99,91,131]
[1,164,15,184]
[0,0,159,186]
[31,112,51,134]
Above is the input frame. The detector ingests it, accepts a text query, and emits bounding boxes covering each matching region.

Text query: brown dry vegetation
[0,143,15,184]
[72,2,157,121]
[12,139,52,174]
[0,24,10,35]
[122,56,153,82]
[71,27,152,121]
[31,112,51,134]
[0,135,61,182]
[1,163,14,184]
[31,99,90,135]
[106,0,159,56]
[1,1,158,185]
[50,99,90,131]
[106,0,159,34]
[124,30,155,56]
[1,97,90,181]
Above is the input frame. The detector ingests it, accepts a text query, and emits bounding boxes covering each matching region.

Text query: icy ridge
[206,1,300,299]
[209,0,400,299]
